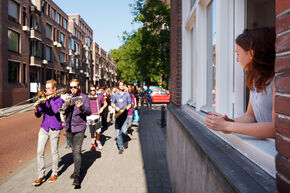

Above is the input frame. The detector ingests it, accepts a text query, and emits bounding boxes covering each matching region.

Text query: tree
[109,0,170,88]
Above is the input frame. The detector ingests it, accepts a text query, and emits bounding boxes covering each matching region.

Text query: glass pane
[8,30,19,52]
[206,0,216,107]
[8,61,19,83]
[46,24,51,39]
[8,0,19,20]
[23,63,26,83]
[46,47,51,61]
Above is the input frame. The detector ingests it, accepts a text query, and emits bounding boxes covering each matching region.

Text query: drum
[86,115,102,127]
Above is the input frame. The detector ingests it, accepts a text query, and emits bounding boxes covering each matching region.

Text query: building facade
[0,0,117,108]
[168,0,289,192]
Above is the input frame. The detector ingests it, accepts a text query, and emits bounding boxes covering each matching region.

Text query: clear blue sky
[53,0,141,52]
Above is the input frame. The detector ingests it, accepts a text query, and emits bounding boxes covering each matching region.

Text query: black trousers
[66,130,85,176]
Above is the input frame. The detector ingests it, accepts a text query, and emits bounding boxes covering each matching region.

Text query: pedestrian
[87,85,107,151]
[111,81,132,154]
[139,86,145,107]
[145,85,152,109]
[127,86,137,136]
[63,79,91,186]
[205,27,275,138]
[100,87,109,131]
[32,79,64,186]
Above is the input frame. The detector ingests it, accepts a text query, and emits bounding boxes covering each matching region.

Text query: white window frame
[182,0,276,178]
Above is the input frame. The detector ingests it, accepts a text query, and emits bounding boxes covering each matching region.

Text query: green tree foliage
[109,0,170,88]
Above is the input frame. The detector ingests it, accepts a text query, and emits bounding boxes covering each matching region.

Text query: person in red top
[87,85,107,151]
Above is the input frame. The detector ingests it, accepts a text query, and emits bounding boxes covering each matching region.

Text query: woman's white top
[250,79,274,123]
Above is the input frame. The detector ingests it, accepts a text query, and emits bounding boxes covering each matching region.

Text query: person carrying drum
[87,85,107,151]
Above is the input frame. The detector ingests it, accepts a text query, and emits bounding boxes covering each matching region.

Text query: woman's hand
[205,112,232,134]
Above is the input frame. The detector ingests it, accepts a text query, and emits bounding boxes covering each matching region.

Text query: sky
[53,0,141,52]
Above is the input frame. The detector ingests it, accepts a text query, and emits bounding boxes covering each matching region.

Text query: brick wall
[275,0,290,192]
[169,0,182,106]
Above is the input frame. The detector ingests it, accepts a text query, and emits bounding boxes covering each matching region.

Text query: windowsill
[182,104,276,177]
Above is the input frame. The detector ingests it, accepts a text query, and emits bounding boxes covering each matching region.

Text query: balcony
[30,28,42,41]
[69,66,75,74]
[30,56,42,67]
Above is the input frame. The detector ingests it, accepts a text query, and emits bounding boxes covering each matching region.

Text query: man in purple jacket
[33,79,64,186]
[64,79,91,187]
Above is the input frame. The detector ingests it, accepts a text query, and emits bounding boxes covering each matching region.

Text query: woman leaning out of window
[205,27,276,138]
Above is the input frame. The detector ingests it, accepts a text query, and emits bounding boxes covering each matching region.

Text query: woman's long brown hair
[236,27,275,92]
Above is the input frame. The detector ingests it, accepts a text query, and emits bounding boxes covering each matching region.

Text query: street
[0,105,172,193]
[0,110,66,180]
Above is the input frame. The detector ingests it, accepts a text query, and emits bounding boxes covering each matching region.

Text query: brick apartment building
[0,0,117,108]
[168,0,289,192]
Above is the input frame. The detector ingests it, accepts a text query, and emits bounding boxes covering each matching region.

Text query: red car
[151,89,170,103]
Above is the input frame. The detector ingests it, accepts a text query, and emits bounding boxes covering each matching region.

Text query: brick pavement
[0,105,172,193]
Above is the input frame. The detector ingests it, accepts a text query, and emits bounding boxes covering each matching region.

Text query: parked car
[150,89,170,103]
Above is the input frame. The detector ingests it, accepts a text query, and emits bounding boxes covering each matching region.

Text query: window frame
[182,0,276,178]
[8,60,20,83]
[8,29,20,53]
[8,0,20,22]
[45,45,52,61]
[46,23,52,40]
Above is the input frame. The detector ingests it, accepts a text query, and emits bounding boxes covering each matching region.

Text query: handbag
[133,109,140,122]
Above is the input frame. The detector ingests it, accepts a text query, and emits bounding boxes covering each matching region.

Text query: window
[46,46,51,61]
[63,19,67,29]
[205,0,216,109]
[46,69,53,80]
[30,39,42,58]
[86,37,91,47]
[47,4,50,16]
[60,52,65,64]
[51,8,55,20]
[46,24,52,39]
[60,32,64,46]
[30,14,40,31]
[69,55,75,68]
[73,18,76,23]
[8,0,19,22]
[23,63,26,83]
[73,27,76,36]
[78,32,81,40]
[75,43,79,54]
[8,61,19,83]
[69,38,74,50]
[41,0,47,13]
[8,29,19,53]
[23,6,27,26]
[57,13,61,24]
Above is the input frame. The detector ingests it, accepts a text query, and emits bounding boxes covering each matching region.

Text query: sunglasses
[70,86,78,89]
[90,89,96,91]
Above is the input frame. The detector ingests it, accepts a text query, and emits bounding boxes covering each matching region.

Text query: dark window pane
[8,61,19,83]
[8,29,19,53]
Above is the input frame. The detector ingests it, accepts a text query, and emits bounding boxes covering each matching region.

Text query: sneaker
[72,175,80,186]
[96,141,103,150]
[123,142,128,149]
[48,174,58,183]
[90,144,96,151]
[118,148,124,154]
[32,177,45,186]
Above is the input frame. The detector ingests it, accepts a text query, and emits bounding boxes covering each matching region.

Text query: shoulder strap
[96,95,100,112]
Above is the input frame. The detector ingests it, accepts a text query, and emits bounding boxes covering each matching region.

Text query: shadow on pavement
[138,105,172,193]
[78,150,101,188]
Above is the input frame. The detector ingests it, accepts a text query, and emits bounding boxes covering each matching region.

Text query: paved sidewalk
[0,103,34,118]
[0,105,172,193]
